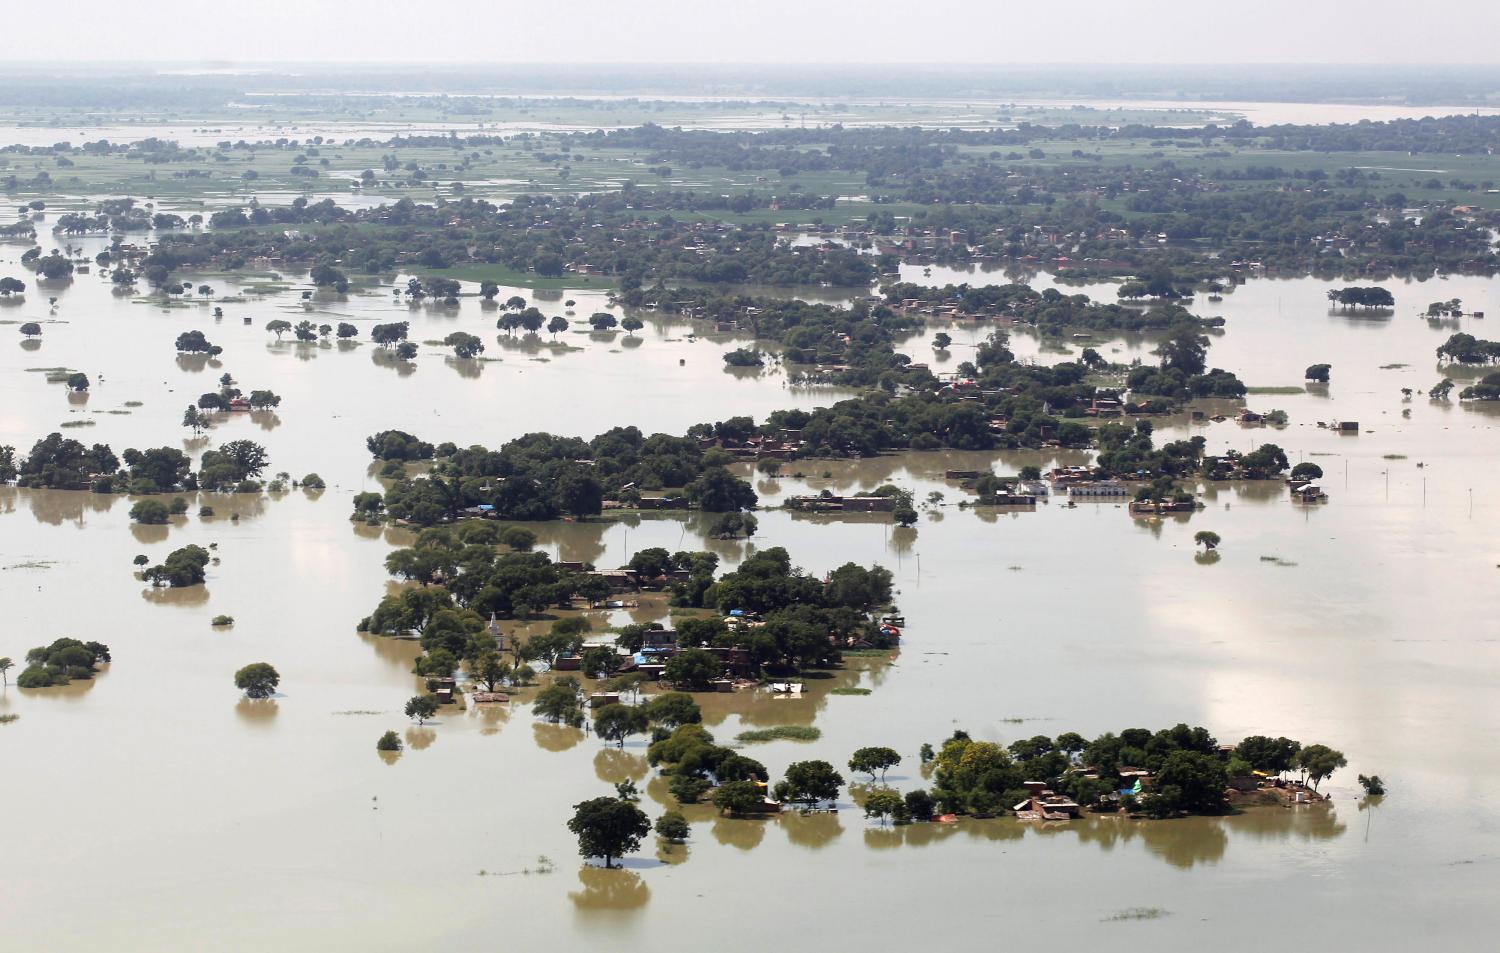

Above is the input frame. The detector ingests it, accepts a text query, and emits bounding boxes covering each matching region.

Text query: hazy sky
[8,0,1500,65]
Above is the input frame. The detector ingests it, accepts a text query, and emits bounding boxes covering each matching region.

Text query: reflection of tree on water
[130,522,171,546]
[378,748,402,766]
[405,726,436,750]
[471,702,511,736]
[142,582,211,607]
[448,357,484,380]
[1194,549,1222,566]
[568,866,650,914]
[533,722,584,752]
[234,697,278,726]
[888,526,917,555]
[356,628,421,672]
[1069,815,1229,869]
[594,748,648,785]
[655,838,690,865]
[1236,804,1348,844]
[174,353,220,374]
[780,809,844,850]
[528,520,610,569]
[15,487,119,526]
[370,349,416,377]
[711,815,767,851]
[20,671,100,701]
[250,410,281,432]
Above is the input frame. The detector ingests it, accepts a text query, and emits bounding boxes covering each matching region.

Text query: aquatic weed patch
[736,726,821,743]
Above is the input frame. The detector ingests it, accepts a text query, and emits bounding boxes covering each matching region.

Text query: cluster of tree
[14,638,110,688]
[1326,287,1395,311]
[234,662,280,698]
[359,531,596,681]
[1459,372,1500,401]
[141,544,211,588]
[1125,326,1247,400]
[1201,443,1290,480]
[567,784,654,869]
[649,547,898,675]
[883,281,1216,337]
[364,426,754,525]
[143,192,878,291]
[1436,332,1500,365]
[923,725,1346,819]
[647,722,770,807]
[8,433,268,494]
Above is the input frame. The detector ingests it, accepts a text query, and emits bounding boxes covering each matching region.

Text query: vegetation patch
[831,687,872,695]
[1245,385,1304,394]
[1103,907,1170,922]
[736,725,821,743]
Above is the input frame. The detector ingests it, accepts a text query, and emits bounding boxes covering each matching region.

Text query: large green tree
[566,796,650,868]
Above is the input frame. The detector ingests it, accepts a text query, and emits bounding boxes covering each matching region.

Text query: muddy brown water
[4,237,1500,949]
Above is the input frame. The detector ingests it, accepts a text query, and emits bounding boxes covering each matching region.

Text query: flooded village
[4,52,1500,952]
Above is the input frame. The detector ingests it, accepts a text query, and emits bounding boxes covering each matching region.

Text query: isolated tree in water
[405,694,439,725]
[234,663,280,699]
[566,795,650,868]
[848,746,902,781]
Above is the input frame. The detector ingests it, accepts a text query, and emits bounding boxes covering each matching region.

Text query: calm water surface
[4,238,1500,950]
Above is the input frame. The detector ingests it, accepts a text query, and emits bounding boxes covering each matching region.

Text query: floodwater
[5,233,1500,949]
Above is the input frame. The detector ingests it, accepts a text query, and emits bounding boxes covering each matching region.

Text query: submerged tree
[405,693,440,725]
[234,662,280,699]
[566,795,650,868]
[848,746,902,781]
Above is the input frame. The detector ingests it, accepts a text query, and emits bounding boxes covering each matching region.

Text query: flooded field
[5,236,1500,947]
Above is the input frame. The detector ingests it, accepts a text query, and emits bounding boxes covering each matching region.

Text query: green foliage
[736,725,821,743]
[142,544,211,588]
[404,693,440,724]
[533,677,584,727]
[16,639,110,688]
[1143,750,1229,817]
[654,810,690,841]
[377,730,403,752]
[848,746,902,781]
[669,773,712,805]
[903,789,936,821]
[1296,744,1348,790]
[234,662,280,699]
[592,703,649,747]
[712,779,764,815]
[663,647,721,690]
[642,692,702,729]
[863,788,905,824]
[1235,735,1302,773]
[566,795,650,868]
[129,499,171,524]
[773,760,844,809]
